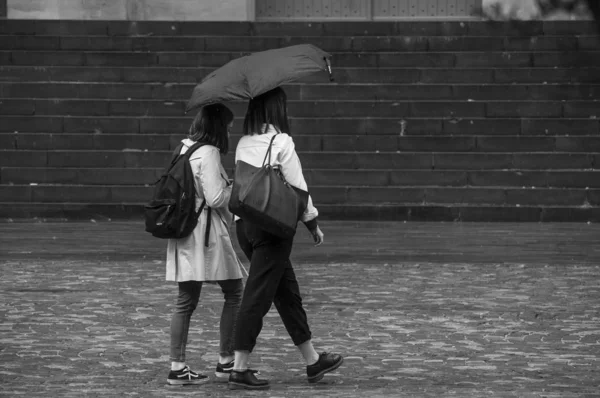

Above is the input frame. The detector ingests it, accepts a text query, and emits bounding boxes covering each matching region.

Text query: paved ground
[0,221,599,397]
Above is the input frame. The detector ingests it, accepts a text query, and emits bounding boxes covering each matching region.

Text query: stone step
[3,50,600,68]
[2,133,599,153]
[3,98,600,119]
[1,115,598,136]
[1,34,598,52]
[2,167,599,188]
[0,20,597,37]
[2,65,598,84]
[1,150,597,170]
[1,201,598,222]
[1,184,598,207]
[1,82,598,102]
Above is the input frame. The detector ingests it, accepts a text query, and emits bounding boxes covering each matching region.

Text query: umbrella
[185,44,332,113]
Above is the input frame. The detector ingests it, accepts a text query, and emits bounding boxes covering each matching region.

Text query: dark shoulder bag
[228,134,309,239]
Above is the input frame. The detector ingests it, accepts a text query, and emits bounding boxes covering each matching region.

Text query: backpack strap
[184,141,211,247]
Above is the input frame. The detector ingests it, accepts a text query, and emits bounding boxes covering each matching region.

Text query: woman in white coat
[165,104,247,385]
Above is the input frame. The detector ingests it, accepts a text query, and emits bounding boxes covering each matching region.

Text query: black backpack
[144,142,207,239]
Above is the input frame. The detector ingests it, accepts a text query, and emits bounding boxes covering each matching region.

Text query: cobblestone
[0,221,599,397]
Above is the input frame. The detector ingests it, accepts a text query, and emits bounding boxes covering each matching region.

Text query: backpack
[144,142,207,239]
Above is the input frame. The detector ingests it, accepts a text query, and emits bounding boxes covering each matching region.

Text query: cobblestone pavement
[0,221,599,397]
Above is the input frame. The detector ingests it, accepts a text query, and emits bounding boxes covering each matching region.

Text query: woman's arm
[278,136,319,228]
[195,147,231,208]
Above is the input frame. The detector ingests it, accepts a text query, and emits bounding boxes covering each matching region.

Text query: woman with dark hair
[228,87,343,390]
[165,104,247,385]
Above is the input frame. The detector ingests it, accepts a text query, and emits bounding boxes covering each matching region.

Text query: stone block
[468,21,544,36]
[390,170,467,187]
[442,119,521,135]
[61,36,134,51]
[50,67,122,82]
[546,171,600,188]
[14,133,52,150]
[305,169,390,187]
[541,207,600,222]
[0,185,31,202]
[555,137,600,152]
[563,101,600,118]
[0,66,50,82]
[512,153,593,170]
[31,185,111,203]
[0,150,47,167]
[64,117,139,134]
[428,37,505,52]
[0,133,15,149]
[420,68,493,84]
[355,153,432,169]
[460,206,542,222]
[506,188,587,206]
[455,52,531,68]
[47,151,126,167]
[346,187,424,204]
[425,187,506,205]
[468,171,547,188]
[11,51,84,66]
[156,51,235,67]
[434,153,513,170]
[505,36,578,51]
[109,100,185,116]
[397,136,475,152]
[109,186,152,202]
[410,102,485,118]
[94,134,170,150]
[452,84,529,100]
[1,116,63,133]
[122,67,201,83]
[493,68,575,83]
[486,102,563,118]
[351,36,428,52]
[378,52,455,68]
[85,52,157,67]
[322,136,398,152]
[180,22,252,36]
[521,119,599,136]
[35,99,110,116]
[0,35,60,51]
[0,99,35,115]
[475,136,555,152]
[534,51,600,67]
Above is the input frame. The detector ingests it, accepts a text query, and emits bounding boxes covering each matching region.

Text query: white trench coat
[166,139,247,282]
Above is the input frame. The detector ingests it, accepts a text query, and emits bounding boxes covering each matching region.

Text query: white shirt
[234,124,318,223]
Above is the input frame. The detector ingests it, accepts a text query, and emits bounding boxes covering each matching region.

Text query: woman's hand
[310,226,324,246]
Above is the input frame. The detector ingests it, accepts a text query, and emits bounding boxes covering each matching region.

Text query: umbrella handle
[324,57,334,82]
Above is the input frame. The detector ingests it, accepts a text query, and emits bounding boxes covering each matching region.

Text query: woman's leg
[216,278,243,364]
[271,261,318,364]
[236,219,253,261]
[232,222,293,357]
[170,281,202,368]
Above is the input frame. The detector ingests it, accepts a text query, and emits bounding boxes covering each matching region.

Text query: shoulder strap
[184,142,206,160]
[170,143,184,165]
[262,134,278,167]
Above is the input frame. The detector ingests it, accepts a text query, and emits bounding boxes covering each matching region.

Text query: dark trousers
[233,220,312,352]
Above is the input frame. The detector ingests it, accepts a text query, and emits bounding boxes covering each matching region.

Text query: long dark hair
[243,87,290,136]
[188,103,233,154]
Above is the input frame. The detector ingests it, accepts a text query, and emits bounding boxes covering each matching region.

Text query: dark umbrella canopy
[185,44,332,113]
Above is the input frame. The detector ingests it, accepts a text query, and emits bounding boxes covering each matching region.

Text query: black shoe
[306,352,344,383]
[228,369,270,390]
[167,365,209,385]
[215,361,260,380]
